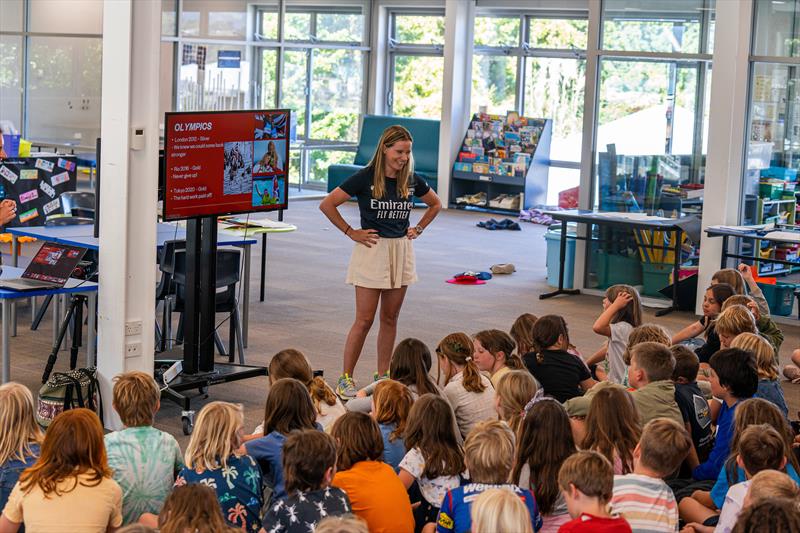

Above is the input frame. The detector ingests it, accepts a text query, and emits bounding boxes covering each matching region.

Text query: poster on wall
[163,109,290,221]
[0,156,77,227]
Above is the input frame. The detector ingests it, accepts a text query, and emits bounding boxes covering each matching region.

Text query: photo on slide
[255,112,287,140]
[223,141,253,196]
[253,139,286,175]
[252,176,285,207]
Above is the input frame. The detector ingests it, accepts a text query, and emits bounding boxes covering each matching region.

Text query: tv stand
[158,215,266,433]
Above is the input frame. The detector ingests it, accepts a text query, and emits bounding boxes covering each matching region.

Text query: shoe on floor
[783,364,800,383]
[336,373,358,398]
[491,263,516,274]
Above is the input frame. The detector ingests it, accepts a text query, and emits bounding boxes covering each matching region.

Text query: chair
[155,240,186,352]
[327,115,441,194]
[60,191,96,219]
[171,248,245,364]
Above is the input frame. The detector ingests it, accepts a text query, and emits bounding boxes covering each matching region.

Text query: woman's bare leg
[376,286,408,375]
[342,286,381,376]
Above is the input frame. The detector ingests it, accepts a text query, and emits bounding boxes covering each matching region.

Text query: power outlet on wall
[125,321,142,336]
[125,342,142,358]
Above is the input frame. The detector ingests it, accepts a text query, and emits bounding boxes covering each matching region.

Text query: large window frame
[162,0,371,191]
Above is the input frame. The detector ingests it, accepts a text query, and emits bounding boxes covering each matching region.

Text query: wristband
[345,226,352,236]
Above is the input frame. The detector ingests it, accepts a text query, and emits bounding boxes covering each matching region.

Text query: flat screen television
[163,109,290,221]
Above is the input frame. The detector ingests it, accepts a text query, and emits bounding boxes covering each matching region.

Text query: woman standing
[320,125,441,398]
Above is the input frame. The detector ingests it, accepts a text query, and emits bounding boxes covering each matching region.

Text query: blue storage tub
[545,226,576,289]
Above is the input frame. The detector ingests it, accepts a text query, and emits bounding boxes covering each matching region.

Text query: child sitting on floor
[472,329,524,388]
[611,418,692,532]
[494,370,538,435]
[558,451,632,532]
[432,421,542,533]
[731,332,788,417]
[510,313,538,357]
[262,430,351,533]
[581,386,641,475]
[587,284,642,384]
[436,332,497,439]
[523,315,595,403]
[670,345,713,471]
[722,294,783,354]
[672,284,735,365]
[622,324,671,366]
[371,379,414,471]
[470,488,536,533]
[627,342,683,428]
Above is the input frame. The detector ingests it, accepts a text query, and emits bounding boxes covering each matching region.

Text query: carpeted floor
[6,199,800,446]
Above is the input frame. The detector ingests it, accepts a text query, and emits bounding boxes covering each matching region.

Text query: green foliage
[395,15,444,44]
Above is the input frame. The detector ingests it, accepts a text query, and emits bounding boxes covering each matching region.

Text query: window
[388,12,445,118]
[593,1,714,214]
[0,36,23,131]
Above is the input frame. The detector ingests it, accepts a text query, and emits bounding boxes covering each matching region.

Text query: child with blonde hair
[470,488,535,533]
[0,383,42,514]
[558,451,632,532]
[622,323,671,365]
[157,484,238,533]
[472,329,524,388]
[744,469,800,507]
[173,401,262,531]
[371,379,414,470]
[722,294,783,353]
[433,421,542,533]
[730,498,800,533]
[105,371,183,525]
[714,305,759,349]
[436,332,496,439]
[510,313,537,356]
[731,332,788,417]
[588,284,643,384]
[494,370,538,435]
[581,386,641,475]
[627,342,683,427]
[315,516,370,533]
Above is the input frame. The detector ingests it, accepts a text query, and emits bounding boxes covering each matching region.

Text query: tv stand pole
[159,215,267,434]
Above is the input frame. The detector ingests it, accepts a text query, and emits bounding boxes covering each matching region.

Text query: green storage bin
[757,282,796,316]
[595,251,643,289]
[642,263,673,297]
[759,181,784,200]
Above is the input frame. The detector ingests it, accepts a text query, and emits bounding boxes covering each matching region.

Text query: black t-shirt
[695,317,720,363]
[675,382,714,462]
[522,349,591,403]
[339,166,431,238]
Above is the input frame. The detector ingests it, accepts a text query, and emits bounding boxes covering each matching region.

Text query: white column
[437,0,475,208]
[695,0,753,310]
[97,0,160,429]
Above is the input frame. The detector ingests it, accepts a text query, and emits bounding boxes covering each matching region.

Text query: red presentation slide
[163,109,290,221]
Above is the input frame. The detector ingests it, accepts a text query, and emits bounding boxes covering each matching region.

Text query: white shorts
[346,237,417,289]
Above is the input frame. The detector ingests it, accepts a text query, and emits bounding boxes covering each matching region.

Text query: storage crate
[758,282,796,316]
[544,227,576,289]
[761,166,798,181]
[642,262,673,297]
[759,180,785,200]
[748,141,773,170]
[595,251,643,289]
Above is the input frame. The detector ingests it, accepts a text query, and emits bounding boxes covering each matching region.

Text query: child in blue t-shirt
[435,421,541,533]
[371,379,413,471]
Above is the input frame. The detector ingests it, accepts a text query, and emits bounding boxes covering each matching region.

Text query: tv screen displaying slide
[163,109,290,221]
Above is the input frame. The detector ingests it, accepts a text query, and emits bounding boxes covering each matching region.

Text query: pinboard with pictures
[0,156,77,226]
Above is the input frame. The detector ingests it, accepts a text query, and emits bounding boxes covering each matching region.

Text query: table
[705,225,800,272]
[0,266,98,383]
[220,219,297,301]
[7,223,258,346]
[540,210,699,316]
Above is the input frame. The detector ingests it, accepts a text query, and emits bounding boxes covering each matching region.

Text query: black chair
[155,240,186,352]
[60,191,95,219]
[171,248,245,364]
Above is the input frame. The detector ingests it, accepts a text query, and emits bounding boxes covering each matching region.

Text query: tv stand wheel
[181,410,195,435]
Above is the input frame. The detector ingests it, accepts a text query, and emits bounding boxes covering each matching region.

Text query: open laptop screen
[23,243,87,284]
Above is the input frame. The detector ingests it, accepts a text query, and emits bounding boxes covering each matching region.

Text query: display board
[0,156,77,226]
[163,109,290,221]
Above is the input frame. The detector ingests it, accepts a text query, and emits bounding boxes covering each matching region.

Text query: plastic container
[545,226,576,289]
[761,166,798,181]
[758,282,796,316]
[642,262,673,297]
[595,251,643,289]
[759,180,785,200]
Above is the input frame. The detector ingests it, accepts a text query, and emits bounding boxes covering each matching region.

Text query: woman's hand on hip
[350,228,379,247]
[407,226,421,240]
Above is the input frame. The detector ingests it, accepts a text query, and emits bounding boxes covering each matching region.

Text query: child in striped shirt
[611,418,692,532]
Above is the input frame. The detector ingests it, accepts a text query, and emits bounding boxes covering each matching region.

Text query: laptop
[0,242,88,291]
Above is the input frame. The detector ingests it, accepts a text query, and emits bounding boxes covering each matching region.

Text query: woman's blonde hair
[367,125,414,199]
[495,370,537,435]
[184,401,244,472]
[470,488,534,533]
[269,349,337,413]
[731,332,778,380]
[0,382,42,465]
[437,332,486,393]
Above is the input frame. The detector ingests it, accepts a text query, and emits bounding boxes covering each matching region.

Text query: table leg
[260,233,267,302]
[2,300,10,383]
[540,222,581,300]
[721,235,729,270]
[87,292,96,367]
[52,295,60,346]
[11,235,18,267]
[31,296,37,325]
[242,244,251,348]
